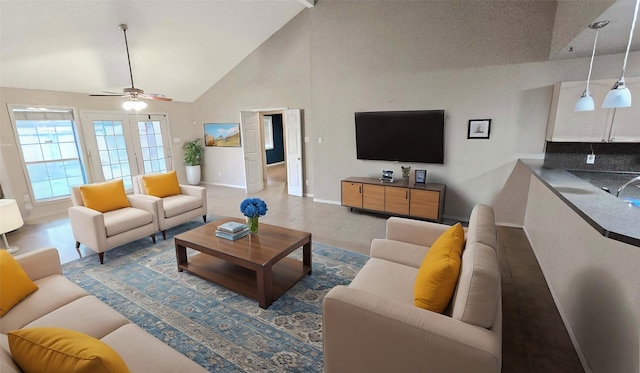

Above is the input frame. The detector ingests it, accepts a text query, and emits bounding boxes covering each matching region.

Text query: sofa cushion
[80,179,131,213]
[103,208,154,237]
[24,296,129,340]
[349,258,417,305]
[414,223,464,312]
[8,327,130,373]
[0,334,21,373]
[0,275,88,334]
[101,323,208,373]
[450,204,499,329]
[142,171,181,198]
[162,194,203,218]
[0,250,39,317]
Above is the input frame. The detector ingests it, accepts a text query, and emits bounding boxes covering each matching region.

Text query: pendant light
[575,21,609,112]
[602,0,639,108]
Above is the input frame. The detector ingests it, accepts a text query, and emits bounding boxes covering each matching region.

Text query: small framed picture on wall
[467,119,491,139]
[415,169,427,184]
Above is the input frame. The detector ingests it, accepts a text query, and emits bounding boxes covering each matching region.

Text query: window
[10,107,86,201]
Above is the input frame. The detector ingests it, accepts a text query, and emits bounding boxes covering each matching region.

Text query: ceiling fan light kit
[90,23,172,110]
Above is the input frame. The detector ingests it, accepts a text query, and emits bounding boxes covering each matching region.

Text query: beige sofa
[0,247,208,373]
[323,204,501,373]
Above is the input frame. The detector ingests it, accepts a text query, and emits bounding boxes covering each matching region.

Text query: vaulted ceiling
[1,0,638,103]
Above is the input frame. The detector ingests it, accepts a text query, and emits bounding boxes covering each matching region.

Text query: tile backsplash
[543,142,640,172]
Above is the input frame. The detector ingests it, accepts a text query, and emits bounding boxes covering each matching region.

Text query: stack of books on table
[215,221,249,240]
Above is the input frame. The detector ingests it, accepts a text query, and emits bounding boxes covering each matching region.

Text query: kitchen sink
[568,170,640,200]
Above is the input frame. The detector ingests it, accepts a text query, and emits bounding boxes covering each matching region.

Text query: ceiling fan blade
[89,93,126,97]
[140,93,173,102]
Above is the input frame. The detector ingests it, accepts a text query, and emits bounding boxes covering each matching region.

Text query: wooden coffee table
[174,218,312,309]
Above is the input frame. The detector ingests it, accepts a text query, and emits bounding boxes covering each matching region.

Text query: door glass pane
[136,120,167,173]
[93,120,132,189]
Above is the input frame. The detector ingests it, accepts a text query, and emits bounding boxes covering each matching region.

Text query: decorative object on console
[575,20,609,112]
[0,199,24,254]
[240,198,268,233]
[401,166,411,182]
[183,138,204,185]
[467,119,491,139]
[379,170,394,183]
[415,169,427,184]
[603,0,639,108]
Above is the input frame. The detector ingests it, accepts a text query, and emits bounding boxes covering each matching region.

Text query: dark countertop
[520,159,640,247]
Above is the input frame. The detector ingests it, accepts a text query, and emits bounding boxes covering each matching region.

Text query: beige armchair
[69,180,159,264]
[132,171,207,239]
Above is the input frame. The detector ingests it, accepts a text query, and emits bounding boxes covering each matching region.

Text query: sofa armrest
[15,247,62,280]
[179,184,205,198]
[68,206,107,249]
[323,286,501,373]
[386,217,453,247]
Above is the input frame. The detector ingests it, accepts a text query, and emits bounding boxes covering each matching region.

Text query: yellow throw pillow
[8,327,130,373]
[142,171,181,198]
[0,250,38,317]
[79,179,131,213]
[414,223,465,312]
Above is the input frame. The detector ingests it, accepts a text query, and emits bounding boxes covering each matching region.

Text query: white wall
[193,1,640,220]
[0,87,195,222]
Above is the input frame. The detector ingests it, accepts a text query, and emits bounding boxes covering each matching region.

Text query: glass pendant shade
[602,79,631,108]
[575,20,608,112]
[575,90,595,111]
[122,99,147,111]
[602,0,638,109]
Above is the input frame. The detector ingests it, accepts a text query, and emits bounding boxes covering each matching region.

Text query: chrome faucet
[616,175,640,197]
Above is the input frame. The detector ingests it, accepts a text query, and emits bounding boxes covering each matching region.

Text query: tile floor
[4,177,584,372]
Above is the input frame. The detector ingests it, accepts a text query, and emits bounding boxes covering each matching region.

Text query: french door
[79,112,171,190]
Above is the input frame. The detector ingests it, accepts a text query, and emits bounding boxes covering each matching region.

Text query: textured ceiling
[0,0,637,103]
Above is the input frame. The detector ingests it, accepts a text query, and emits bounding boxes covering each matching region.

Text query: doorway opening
[263,114,286,185]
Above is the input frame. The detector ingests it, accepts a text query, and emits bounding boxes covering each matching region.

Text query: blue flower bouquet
[240,198,268,233]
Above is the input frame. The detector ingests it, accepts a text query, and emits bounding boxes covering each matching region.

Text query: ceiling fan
[90,24,172,110]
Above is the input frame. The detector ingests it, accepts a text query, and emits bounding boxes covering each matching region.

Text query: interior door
[284,109,303,196]
[240,111,264,193]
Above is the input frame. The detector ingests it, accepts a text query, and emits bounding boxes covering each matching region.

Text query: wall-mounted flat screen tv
[355,110,445,164]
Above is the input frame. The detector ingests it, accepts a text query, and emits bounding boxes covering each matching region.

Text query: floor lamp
[0,199,24,254]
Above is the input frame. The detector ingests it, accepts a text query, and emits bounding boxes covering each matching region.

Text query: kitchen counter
[520,159,640,247]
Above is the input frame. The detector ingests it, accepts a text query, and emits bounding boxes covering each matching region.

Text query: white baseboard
[313,198,341,205]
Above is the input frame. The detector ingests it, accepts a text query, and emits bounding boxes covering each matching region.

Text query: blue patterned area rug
[62,219,368,372]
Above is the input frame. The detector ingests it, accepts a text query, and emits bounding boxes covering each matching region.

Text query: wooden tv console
[341,177,446,222]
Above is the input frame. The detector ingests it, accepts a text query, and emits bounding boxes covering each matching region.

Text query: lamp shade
[602,80,632,108]
[0,199,24,235]
[574,92,595,112]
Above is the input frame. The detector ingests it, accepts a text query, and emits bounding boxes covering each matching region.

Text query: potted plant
[183,138,204,185]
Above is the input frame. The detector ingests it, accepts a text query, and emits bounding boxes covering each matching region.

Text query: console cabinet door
[410,189,440,220]
[385,187,409,215]
[363,184,385,211]
[341,181,362,208]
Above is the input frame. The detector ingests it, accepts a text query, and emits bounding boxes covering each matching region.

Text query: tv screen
[355,110,445,164]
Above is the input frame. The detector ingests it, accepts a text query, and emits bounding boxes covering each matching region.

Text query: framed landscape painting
[204,123,241,147]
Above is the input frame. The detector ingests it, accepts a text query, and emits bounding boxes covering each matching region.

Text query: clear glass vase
[247,216,259,234]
